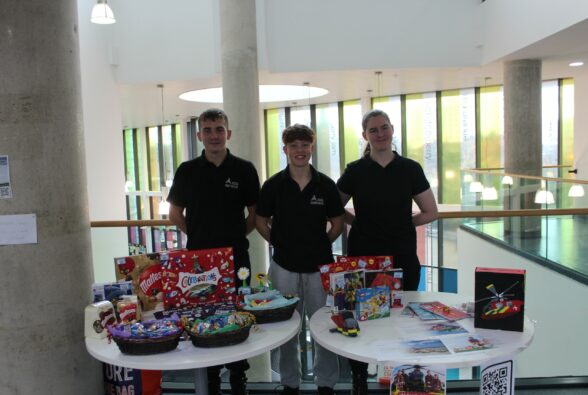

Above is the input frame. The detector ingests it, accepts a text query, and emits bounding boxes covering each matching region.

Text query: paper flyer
[0,155,12,199]
[0,214,38,245]
[441,334,494,353]
[390,364,446,394]
[397,320,469,339]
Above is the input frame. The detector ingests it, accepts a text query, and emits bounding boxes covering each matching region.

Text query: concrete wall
[458,228,588,378]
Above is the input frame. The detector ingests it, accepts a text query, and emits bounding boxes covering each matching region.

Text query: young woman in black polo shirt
[256,124,344,395]
[337,109,438,395]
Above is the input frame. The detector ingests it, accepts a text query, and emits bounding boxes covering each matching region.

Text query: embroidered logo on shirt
[310,195,324,205]
[225,178,239,189]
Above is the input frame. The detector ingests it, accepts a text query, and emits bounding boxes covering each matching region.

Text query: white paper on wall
[0,155,12,199]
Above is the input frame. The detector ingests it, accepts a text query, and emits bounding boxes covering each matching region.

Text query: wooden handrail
[469,164,570,171]
[437,208,588,218]
[91,219,173,227]
[90,208,588,228]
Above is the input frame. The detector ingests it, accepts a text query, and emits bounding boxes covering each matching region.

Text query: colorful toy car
[331,310,360,337]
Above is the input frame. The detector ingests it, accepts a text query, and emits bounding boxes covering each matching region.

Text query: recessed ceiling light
[569,61,584,67]
[179,85,329,103]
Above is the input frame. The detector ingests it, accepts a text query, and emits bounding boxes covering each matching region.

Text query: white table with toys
[310,291,535,394]
[86,310,300,395]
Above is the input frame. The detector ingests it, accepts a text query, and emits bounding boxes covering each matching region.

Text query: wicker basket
[187,323,252,348]
[113,332,182,355]
[242,297,299,324]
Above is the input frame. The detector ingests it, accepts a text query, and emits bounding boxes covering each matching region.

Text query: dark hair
[282,123,315,144]
[198,108,229,129]
[361,109,392,131]
[362,109,394,156]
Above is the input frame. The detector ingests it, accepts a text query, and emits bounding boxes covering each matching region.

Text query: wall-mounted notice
[0,155,12,199]
[0,214,37,245]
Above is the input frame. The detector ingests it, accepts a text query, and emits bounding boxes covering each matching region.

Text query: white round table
[86,311,300,394]
[309,292,535,369]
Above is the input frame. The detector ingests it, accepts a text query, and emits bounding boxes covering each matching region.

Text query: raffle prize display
[86,248,530,395]
[315,263,528,395]
[85,247,300,356]
[85,247,301,395]
[318,255,402,317]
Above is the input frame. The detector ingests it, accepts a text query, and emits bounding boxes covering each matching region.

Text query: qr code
[480,360,513,395]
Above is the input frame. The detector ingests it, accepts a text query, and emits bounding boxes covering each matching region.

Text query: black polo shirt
[336,152,430,256]
[256,165,344,273]
[167,150,260,268]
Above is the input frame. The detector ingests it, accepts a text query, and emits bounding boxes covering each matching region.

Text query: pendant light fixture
[568,184,585,197]
[534,189,555,205]
[91,0,116,25]
[469,181,483,193]
[566,169,585,197]
[534,180,555,205]
[481,186,498,200]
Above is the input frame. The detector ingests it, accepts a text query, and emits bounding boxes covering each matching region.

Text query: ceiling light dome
[179,85,329,104]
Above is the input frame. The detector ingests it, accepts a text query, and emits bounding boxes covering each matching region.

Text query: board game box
[474,267,526,332]
[355,286,390,321]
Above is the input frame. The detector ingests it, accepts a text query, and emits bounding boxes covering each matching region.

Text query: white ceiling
[104,2,588,128]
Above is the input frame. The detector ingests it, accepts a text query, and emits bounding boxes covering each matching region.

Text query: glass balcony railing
[458,168,588,282]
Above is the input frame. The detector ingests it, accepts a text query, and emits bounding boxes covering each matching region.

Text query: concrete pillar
[0,1,101,394]
[219,0,271,382]
[503,59,542,237]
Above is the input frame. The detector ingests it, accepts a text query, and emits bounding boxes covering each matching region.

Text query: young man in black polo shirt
[167,108,260,395]
[256,124,344,395]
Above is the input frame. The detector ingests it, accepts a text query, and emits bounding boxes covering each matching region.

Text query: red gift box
[161,248,237,310]
[319,255,393,292]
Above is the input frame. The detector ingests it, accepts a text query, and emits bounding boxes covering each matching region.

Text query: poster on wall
[0,155,12,199]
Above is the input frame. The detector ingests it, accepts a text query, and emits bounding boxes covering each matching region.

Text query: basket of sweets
[108,315,183,355]
[239,290,299,324]
[184,312,256,348]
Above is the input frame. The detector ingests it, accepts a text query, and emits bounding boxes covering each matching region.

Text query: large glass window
[315,103,341,180]
[123,123,183,252]
[405,92,438,197]
[372,96,403,154]
[479,85,504,169]
[440,89,476,204]
[264,108,287,177]
[560,78,574,167]
[341,100,363,165]
[290,105,311,127]
[542,80,559,167]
